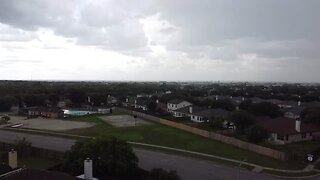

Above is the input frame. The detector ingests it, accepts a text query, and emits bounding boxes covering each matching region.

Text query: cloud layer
[0,0,319,82]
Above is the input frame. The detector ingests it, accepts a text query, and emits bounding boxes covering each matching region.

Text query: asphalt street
[0,130,313,180]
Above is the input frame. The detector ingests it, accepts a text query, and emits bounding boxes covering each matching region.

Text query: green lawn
[18,157,58,169]
[264,141,320,161]
[63,114,306,170]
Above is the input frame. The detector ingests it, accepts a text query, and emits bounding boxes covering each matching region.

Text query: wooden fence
[0,142,65,163]
[116,107,288,161]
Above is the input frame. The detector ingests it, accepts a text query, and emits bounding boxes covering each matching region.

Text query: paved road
[0,130,309,180]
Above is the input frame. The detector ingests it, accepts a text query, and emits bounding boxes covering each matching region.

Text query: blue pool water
[63,109,96,116]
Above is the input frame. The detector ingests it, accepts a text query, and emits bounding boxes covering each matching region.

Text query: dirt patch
[5,116,95,131]
[100,115,151,127]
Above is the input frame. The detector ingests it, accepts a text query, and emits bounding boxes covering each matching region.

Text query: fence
[0,142,65,162]
[115,107,288,161]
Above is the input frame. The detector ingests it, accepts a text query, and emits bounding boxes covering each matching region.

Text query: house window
[277,134,284,141]
[192,115,195,119]
[286,135,289,141]
[302,133,306,139]
[310,132,313,136]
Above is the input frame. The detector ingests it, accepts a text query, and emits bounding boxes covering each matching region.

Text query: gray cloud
[0,0,319,82]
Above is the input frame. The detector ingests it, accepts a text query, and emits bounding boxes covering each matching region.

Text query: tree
[211,99,235,111]
[147,101,157,112]
[229,111,256,133]
[14,137,32,158]
[207,117,223,130]
[90,93,106,106]
[144,168,182,180]
[68,88,87,105]
[23,95,46,107]
[62,136,138,178]
[248,102,282,118]
[48,94,60,106]
[0,96,17,112]
[301,106,320,124]
[239,100,252,111]
[246,126,269,143]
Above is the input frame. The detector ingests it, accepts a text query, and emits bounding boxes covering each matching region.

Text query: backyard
[63,113,308,170]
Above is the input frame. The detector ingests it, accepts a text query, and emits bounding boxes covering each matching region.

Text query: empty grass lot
[64,114,306,170]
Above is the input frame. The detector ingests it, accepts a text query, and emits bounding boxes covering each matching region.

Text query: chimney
[189,106,193,114]
[126,98,128,103]
[156,99,159,104]
[295,120,301,133]
[298,101,301,107]
[84,158,93,180]
[8,149,17,169]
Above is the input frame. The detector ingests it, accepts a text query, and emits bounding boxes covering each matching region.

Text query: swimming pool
[63,109,96,116]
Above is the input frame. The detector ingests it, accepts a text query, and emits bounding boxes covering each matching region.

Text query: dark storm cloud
[0,0,148,50]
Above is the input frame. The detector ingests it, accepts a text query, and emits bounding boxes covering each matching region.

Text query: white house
[167,99,192,113]
[173,105,230,123]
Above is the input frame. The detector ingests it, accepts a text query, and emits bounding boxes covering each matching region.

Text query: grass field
[64,114,306,170]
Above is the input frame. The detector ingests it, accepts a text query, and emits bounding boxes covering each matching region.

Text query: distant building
[27,107,64,118]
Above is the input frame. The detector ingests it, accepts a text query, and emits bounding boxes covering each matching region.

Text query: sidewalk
[2,127,320,178]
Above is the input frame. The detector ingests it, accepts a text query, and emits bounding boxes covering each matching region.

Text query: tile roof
[175,105,230,119]
[257,117,320,135]
[175,105,205,114]
[167,99,186,104]
[284,107,305,115]
[193,108,230,119]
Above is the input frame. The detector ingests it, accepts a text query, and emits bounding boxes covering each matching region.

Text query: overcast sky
[0,0,319,82]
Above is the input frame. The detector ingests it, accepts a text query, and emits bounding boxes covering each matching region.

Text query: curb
[263,172,320,179]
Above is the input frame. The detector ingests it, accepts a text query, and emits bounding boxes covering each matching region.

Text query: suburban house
[27,107,64,118]
[284,106,305,120]
[230,96,245,105]
[267,99,298,109]
[167,99,192,113]
[106,95,117,104]
[155,101,167,113]
[122,97,135,108]
[257,117,320,144]
[134,98,149,111]
[173,105,230,123]
[173,105,205,119]
[189,108,230,123]
[57,99,71,108]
